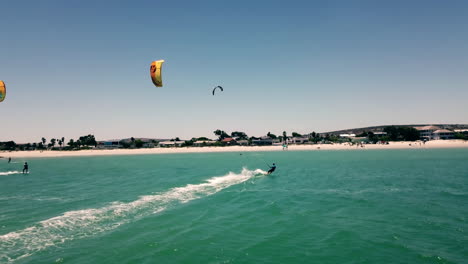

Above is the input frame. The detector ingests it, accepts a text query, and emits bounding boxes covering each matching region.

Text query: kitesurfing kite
[212,86,223,95]
[150,60,164,87]
[0,81,5,102]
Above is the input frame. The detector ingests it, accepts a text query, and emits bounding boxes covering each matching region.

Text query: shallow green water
[1,149,467,263]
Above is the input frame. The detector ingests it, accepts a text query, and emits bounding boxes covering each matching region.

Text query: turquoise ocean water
[1,149,467,263]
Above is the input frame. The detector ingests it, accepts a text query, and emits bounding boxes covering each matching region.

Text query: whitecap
[0,168,261,262]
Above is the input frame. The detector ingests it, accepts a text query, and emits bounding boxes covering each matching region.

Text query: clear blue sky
[1,0,467,142]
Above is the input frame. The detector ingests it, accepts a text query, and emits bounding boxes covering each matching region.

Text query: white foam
[0,171,22,176]
[0,168,261,263]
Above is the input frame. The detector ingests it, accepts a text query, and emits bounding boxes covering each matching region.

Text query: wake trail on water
[0,168,266,263]
[0,171,22,176]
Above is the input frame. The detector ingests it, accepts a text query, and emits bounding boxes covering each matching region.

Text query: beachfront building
[454,129,468,136]
[373,132,387,137]
[97,140,121,149]
[432,129,455,140]
[290,136,309,144]
[117,138,160,148]
[221,138,237,145]
[415,126,440,140]
[251,136,273,146]
[142,142,155,148]
[339,134,356,138]
[193,140,217,147]
[158,141,185,147]
[236,140,249,146]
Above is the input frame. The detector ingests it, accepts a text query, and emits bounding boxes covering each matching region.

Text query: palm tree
[50,138,56,149]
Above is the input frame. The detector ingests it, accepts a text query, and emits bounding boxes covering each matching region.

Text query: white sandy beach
[1,140,467,159]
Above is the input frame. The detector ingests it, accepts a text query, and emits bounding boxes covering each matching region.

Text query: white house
[158,141,185,147]
[373,132,387,137]
[236,140,249,146]
[290,137,309,144]
[432,129,455,140]
[415,126,441,140]
[142,142,155,148]
[193,140,217,147]
[454,129,468,134]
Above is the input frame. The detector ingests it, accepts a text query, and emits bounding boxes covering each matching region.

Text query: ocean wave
[0,171,22,176]
[0,168,264,263]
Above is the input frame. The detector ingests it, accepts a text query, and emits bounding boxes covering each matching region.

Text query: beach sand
[1,140,467,159]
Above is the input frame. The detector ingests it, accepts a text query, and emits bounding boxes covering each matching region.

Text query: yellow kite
[0,81,5,102]
[150,60,164,87]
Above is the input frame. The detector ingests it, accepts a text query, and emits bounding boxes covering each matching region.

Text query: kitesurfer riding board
[267,163,276,175]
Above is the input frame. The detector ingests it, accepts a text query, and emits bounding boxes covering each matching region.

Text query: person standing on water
[23,162,29,174]
[8,157,11,163]
[267,163,276,174]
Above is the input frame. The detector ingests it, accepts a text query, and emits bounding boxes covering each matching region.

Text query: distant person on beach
[8,157,11,163]
[267,163,276,175]
[23,162,28,174]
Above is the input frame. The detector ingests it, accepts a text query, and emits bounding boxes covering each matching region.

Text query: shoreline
[1,140,467,159]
